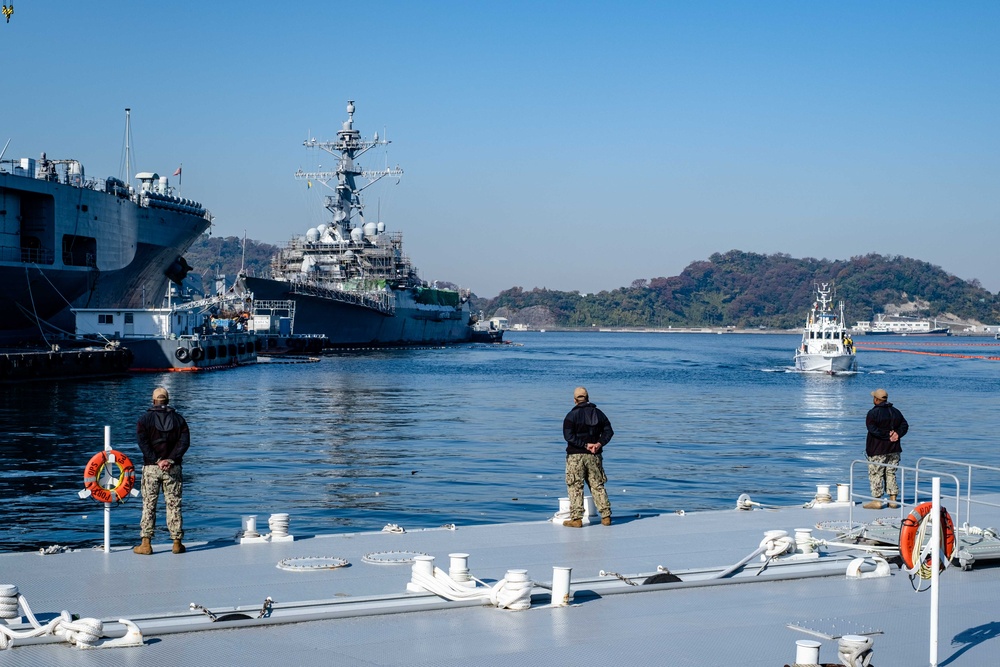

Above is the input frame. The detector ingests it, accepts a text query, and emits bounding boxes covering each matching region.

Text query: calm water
[3,332,1000,552]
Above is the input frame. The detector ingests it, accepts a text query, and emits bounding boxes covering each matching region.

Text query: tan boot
[172,540,186,554]
[863,499,885,510]
[601,517,612,526]
[888,495,899,509]
[562,518,583,528]
[133,537,152,555]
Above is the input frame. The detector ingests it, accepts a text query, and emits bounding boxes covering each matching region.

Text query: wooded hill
[476,251,1000,329]
[182,238,999,329]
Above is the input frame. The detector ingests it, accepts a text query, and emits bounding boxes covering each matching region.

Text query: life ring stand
[83,450,136,503]
[898,501,957,575]
[175,347,191,363]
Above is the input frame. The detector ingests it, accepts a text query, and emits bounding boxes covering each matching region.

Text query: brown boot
[601,517,612,526]
[862,499,885,510]
[562,518,583,528]
[888,495,899,509]
[133,537,152,555]
[172,540,186,554]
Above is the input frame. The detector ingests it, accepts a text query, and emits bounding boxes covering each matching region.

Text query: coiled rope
[712,530,796,579]
[838,635,874,667]
[409,567,533,610]
[0,584,142,650]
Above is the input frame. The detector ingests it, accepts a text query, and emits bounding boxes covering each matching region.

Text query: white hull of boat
[794,351,857,373]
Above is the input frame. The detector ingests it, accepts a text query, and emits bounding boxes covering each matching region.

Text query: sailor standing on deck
[562,387,614,527]
[133,387,190,554]
[863,388,908,510]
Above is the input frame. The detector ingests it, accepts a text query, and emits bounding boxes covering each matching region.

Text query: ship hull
[794,351,857,373]
[243,277,472,347]
[0,170,210,344]
[863,328,951,336]
[126,334,258,371]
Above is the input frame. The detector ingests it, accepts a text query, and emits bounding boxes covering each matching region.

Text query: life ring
[83,450,136,504]
[190,346,205,361]
[175,347,191,363]
[898,502,957,576]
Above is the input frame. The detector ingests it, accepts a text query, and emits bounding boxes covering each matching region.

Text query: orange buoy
[898,501,957,577]
[83,450,136,503]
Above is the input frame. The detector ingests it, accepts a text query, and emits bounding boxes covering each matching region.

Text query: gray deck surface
[2,495,999,666]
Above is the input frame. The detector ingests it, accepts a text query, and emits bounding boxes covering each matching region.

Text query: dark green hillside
[478,251,999,329]
[181,235,279,292]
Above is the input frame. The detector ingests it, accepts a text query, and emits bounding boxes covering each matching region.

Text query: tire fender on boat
[898,501,957,573]
[190,346,205,361]
[83,450,136,503]
[175,347,192,363]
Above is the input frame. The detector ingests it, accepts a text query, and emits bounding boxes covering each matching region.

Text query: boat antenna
[0,138,10,163]
[240,231,247,275]
[119,108,135,190]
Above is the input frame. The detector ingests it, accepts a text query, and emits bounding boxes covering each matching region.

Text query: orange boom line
[854,346,1000,361]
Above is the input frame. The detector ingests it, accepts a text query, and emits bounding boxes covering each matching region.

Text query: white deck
[2,493,999,666]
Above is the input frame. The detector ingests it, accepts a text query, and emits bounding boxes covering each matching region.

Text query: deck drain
[276,556,349,571]
[362,550,430,564]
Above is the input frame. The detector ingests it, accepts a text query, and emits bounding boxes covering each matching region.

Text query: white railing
[915,457,1000,528]
[848,459,962,528]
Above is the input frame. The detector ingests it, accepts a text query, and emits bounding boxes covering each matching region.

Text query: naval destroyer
[0,113,212,345]
[240,101,474,348]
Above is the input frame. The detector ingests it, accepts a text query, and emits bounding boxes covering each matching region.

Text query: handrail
[849,459,962,529]
[914,457,1000,528]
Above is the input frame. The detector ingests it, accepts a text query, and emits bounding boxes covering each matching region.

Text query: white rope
[838,635,874,667]
[0,584,142,650]
[961,523,999,539]
[710,531,796,580]
[382,523,405,534]
[409,568,533,610]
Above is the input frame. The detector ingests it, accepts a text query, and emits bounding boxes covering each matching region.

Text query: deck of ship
[3,488,1000,666]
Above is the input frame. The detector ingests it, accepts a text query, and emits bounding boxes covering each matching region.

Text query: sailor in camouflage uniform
[864,388,908,510]
[562,387,614,527]
[133,387,191,554]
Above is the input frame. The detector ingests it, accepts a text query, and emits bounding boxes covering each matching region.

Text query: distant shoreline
[507,327,997,337]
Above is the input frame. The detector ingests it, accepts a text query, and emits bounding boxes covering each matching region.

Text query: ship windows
[98,314,114,325]
[62,234,97,267]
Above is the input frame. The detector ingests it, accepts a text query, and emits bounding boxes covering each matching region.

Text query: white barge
[2,459,999,665]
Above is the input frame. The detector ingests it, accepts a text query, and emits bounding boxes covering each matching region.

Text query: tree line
[183,238,999,328]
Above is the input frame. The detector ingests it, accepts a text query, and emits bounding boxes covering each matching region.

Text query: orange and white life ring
[898,501,957,575]
[83,450,136,503]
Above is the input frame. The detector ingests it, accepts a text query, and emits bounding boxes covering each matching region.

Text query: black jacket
[563,402,614,456]
[137,406,191,465]
[865,401,908,457]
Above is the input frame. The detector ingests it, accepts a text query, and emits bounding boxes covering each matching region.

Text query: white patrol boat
[794,283,857,373]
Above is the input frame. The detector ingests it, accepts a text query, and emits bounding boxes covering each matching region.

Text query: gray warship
[0,111,212,345]
[240,101,474,347]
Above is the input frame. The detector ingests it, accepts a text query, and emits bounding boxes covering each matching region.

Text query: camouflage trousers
[565,453,611,520]
[139,464,184,540]
[867,453,900,499]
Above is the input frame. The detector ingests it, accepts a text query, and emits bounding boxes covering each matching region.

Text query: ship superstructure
[241,101,473,347]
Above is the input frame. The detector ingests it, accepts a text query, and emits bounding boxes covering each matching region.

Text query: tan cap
[152,387,169,404]
[871,388,888,401]
[573,386,589,401]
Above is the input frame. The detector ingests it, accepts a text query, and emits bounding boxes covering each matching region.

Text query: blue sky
[4,2,998,297]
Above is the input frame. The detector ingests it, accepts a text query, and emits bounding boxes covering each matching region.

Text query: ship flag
[173,166,182,176]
